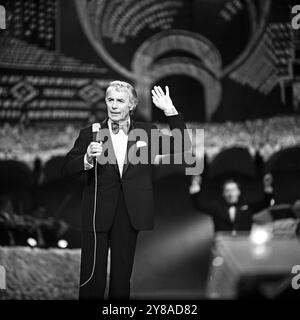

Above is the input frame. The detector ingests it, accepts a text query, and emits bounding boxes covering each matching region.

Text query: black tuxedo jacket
[204,201,254,232]
[62,114,191,232]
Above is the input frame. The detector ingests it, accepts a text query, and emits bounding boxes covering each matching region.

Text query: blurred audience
[0,116,300,165]
[0,194,70,247]
[253,199,300,237]
[0,195,16,245]
[188,116,300,162]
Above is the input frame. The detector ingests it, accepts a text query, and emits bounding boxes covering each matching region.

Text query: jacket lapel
[100,117,120,176]
[222,203,234,226]
[122,119,138,177]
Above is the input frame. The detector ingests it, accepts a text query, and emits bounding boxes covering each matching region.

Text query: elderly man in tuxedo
[62,81,191,300]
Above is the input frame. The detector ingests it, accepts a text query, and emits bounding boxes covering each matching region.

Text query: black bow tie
[111,121,130,135]
[225,203,237,209]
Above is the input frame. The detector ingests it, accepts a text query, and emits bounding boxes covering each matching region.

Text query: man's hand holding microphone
[86,141,103,165]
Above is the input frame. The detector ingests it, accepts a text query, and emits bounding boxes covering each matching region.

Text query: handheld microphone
[92,122,101,142]
[91,122,101,166]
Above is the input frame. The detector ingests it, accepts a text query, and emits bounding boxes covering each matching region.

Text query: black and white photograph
[0,0,300,313]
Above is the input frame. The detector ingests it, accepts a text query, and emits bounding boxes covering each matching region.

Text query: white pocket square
[136,140,147,148]
[240,205,249,211]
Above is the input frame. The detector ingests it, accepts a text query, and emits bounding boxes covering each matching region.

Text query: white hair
[106,80,138,113]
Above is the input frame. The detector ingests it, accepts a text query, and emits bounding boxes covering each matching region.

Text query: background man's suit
[62,114,191,299]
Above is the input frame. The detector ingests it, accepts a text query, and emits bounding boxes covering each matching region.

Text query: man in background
[190,175,274,233]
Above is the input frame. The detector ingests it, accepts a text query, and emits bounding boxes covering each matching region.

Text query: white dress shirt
[108,119,129,176]
[228,205,237,223]
[84,119,129,177]
[84,108,178,173]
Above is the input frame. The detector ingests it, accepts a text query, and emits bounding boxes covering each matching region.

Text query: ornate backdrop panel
[0,0,296,124]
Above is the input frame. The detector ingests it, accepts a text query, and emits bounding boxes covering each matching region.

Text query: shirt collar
[108,117,131,132]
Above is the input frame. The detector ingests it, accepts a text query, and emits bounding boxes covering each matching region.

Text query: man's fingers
[165,86,169,96]
[90,142,102,146]
[155,86,161,95]
[152,96,162,108]
[152,96,159,104]
[151,89,159,100]
[89,142,102,149]
[91,146,102,153]
[91,150,102,155]
[90,150,102,157]
[152,85,169,101]
[154,86,163,97]
[88,141,103,157]
[152,87,162,99]
[92,152,102,157]
[156,86,165,96]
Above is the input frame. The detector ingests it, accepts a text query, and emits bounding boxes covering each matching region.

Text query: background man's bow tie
[111,121,130,134]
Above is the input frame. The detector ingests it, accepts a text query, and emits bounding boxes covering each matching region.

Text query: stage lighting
[57,239,68,249]
[212,256,224,267]
[27,238,37,248]
[249,225,272,246]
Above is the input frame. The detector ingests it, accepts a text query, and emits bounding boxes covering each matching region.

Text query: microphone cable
[80,123,101,287]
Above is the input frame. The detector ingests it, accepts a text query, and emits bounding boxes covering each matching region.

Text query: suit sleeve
[151,113,191,156]
[251,191,274,213]
[269,205,296,220]
[190,191,214,216]
[61,127,90,178]
[191,192,204,211]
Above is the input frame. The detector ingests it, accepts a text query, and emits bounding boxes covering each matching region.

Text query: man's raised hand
[151,85,176,114]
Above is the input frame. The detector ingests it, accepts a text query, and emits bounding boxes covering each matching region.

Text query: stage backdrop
[0,0,297,124]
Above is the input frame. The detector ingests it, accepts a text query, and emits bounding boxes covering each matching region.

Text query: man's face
[223,182,241,204]
[105,87,133,122]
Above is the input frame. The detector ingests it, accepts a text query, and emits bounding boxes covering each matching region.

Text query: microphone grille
[92,123,101,133]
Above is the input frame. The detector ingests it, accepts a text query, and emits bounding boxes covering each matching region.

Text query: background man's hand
[189,175,202,194]
[151,85,178,116]
[86,142,103,164]
[263,173,274,193]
